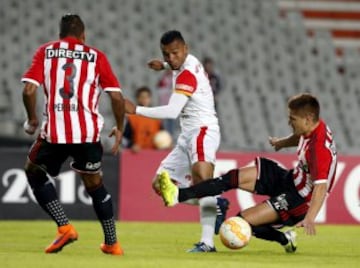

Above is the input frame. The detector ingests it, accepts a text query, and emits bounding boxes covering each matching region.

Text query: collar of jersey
[60,36,83,44]
[304,119,323,139]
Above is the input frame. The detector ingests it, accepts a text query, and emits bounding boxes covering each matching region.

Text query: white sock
[199,196,217,247]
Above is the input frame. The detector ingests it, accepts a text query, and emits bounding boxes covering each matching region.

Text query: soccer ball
[219,217,252,250]
[153,130,172,149]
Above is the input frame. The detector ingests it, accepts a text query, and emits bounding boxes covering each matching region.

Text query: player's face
[161,40,188,70]
[288,109,309,136]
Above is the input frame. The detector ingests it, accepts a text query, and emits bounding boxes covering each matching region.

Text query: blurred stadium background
[1,0,360,153]
[0,2,359,262]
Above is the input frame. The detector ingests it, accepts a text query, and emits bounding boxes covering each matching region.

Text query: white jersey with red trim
[173,54,219,133]
[292,120,337,202]
[22,37,122,144]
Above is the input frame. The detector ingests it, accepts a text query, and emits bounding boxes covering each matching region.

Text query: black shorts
[254,157,309,226]
[28,137,103,177]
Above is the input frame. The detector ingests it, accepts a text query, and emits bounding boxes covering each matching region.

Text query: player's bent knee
[81,173,103,190]
[191,162,214,184]
[236,211,258,227]
[25,162,49,189]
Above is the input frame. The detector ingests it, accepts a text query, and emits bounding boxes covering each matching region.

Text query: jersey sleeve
[308,140,332,184]
[98,52,122,93]
[136,92,188,119]
[21,46,45,86]
[174,69,197,96]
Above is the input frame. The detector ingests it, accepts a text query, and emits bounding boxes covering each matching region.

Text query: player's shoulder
[35,40,59,51]
[187,54,200,64]
[183,54,201,69]
[311,120,335,147]
[316,120,332,138]
[83,43,102,54]
[179,54,202,77]
[85,44,110,63]
[29,40,59,58]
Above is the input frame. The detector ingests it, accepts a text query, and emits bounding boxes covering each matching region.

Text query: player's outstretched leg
[159,169,239,206]
[179,169,239,202]
[158,170,179,206]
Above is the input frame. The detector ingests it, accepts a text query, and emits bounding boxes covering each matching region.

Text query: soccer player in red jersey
[22,14,125,255]
[159,93,337,253]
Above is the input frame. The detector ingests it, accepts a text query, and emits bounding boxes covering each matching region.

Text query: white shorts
[156,126,220,188]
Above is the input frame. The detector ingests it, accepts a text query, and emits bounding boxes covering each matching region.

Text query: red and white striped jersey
[293,120,337,202]
[22,37,122,144]
[173,54,219,132]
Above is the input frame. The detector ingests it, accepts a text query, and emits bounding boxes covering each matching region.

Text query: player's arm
[128,68,194,118]
[22,82,39,135]
[99,53,125,155]
[269,134,300,151]
[296,182,327,235]
[108,91,125,155]
[21,45,45,135]
[126,92,188,119]
[297,138,334,235]
[147,59,170,71]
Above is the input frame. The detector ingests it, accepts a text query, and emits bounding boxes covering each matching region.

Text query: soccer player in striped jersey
[158,93,337,253]
[22,14,125,255]
[125,30,229,252]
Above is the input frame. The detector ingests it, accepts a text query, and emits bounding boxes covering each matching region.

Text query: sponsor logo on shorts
[273,194,289,211]
[85,162,101,170]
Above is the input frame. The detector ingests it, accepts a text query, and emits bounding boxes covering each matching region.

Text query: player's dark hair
[160,30,185,45]
[135,86,152,99]
[59,13,85,39]
[288,93,320,121]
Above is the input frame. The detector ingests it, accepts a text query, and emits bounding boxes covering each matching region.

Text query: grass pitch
[0,221,359,268]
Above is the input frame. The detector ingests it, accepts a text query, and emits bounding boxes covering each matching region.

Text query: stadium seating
[0,0,359,154]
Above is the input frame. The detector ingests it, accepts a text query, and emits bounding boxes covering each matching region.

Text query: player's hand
[108,127,123,155]
[268,136,282,151]
[125,99,136,114]
[147,59,165,71]
[23,119,39,135]
[296,218,316,235]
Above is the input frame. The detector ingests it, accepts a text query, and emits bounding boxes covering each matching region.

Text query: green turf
[0,221,359,268]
